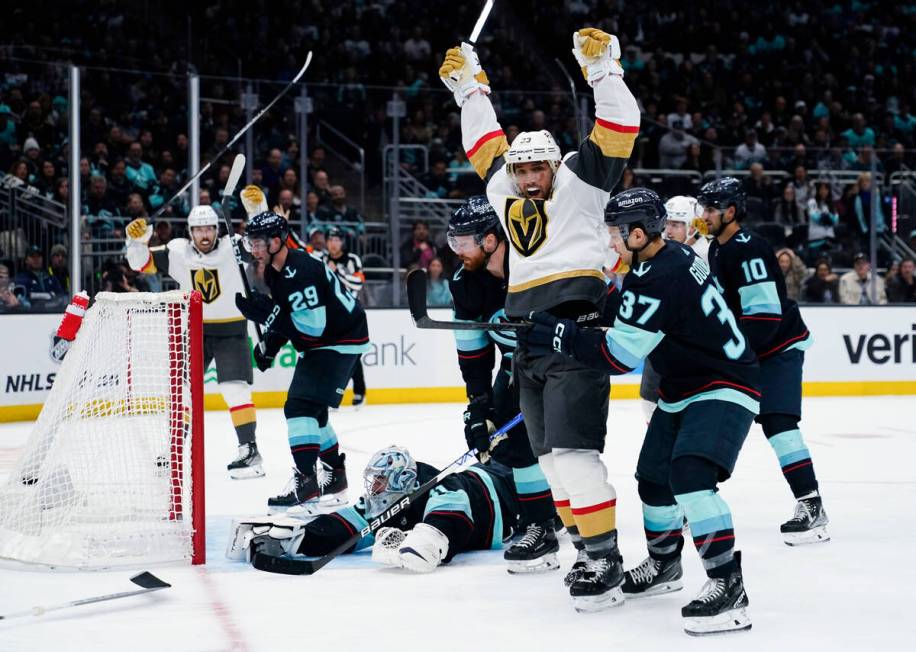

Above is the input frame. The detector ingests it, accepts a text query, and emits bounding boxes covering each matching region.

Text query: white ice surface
[1,397,914,651]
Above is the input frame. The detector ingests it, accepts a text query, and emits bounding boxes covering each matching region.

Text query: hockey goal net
[0,291,204,568]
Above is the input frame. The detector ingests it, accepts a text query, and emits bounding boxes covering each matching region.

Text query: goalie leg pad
[226,516,307,561]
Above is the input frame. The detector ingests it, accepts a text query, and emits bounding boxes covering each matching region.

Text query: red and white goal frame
[0,290,206,569]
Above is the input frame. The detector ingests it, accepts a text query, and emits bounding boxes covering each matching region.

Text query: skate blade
[572,586,625,613]
[319,492,348,507]
[783,525,830,546]
[684,607,751,636]
[506,553,560,575]
[623,578,683,599]
[228,465,265,480]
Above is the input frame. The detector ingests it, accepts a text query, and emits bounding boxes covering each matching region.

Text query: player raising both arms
[440,27,640,611]
[125,205,263,479]
[234,211,370,515]
[699,177,829,545]
[228,446,520,574]
[524,188,759,635]
[446,196,558,574]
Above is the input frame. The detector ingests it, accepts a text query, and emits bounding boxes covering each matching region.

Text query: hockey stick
[406,268,529,331]
[218,153,264,347]
[468,0,494,45]
[150,52,314,220]
[0,572,170,620]
[250,412,524,575]
[555,57,584,143]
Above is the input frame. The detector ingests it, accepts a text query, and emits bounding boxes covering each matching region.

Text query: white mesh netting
[0,291,202,569]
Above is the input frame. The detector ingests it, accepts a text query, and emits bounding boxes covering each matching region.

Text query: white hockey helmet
[664,196,701,224]
[188,205,219,229]
[505,130,562,175]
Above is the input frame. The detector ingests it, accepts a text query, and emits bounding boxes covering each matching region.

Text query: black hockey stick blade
[130,571,171,590]
[251,548,319,575]
[406,269,529,331]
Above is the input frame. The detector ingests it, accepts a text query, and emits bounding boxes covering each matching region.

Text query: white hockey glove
[125,217,153,244]
[571,28,623,85]
[398,523,449,573]
[371,526,407,568]
[439,43,491,107]
[240,184,269,218]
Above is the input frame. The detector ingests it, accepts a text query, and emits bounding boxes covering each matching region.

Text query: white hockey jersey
[126,235,248,334]
[461,73,639,316]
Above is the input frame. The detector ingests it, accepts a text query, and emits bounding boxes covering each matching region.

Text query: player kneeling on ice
[228,446,522,573]
[521,188,758,636]
[126,205,263,479]
[235,211,370,515]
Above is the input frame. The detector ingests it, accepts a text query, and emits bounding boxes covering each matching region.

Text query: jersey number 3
[700,286,746,360]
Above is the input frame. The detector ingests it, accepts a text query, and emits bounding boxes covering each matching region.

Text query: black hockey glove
[520,311,578,358]
[252,344,275,372]
[235,291,277,325]
[464,394,499,461]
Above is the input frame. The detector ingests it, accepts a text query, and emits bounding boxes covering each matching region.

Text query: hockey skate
[285,455,349,518]
[352,393,365,409]
[504,521,560,574]
[570,550,625,613]
[564,547,589,588]
[267,468,319,515]
[227,443,265,479]
[682,551,751,636]
[622,556,683,598]
[781,494,829,546]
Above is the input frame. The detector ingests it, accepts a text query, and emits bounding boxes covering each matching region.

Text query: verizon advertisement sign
[2,306,914,414]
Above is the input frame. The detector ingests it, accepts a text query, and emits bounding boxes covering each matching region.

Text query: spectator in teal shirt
[842,113,876,149]
[124,141,157,195]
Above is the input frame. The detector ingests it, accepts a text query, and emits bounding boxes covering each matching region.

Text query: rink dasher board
[2,306,915,421]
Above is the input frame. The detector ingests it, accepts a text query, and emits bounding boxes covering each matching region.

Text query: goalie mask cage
[0,291,205,568]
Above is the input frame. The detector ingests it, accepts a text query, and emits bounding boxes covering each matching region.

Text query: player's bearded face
[703,205,723,235]
[191,226,218,253]
[608,226,633,265]
[449,234,486,270]
[512,161,554,200]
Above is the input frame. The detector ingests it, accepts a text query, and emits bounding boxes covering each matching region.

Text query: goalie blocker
[227,443,555,574]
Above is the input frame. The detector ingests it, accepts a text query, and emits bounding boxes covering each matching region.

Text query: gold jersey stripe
[508,268,606,293]
[589,122,638,158]
[468,133,509,178]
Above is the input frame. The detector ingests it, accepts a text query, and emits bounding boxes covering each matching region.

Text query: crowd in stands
[1,0,915,310]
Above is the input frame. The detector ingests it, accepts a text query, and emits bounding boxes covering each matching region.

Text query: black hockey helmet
[447,195,502,252]
[245,211,289,243]
[697,176,746,218]
[605,187,667,237]
[326,226,344,240]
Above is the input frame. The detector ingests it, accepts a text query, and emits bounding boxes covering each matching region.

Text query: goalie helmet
[447,195,501,252]
[187,205,219,229]
[363,446,418,519]
[505,130,562,175]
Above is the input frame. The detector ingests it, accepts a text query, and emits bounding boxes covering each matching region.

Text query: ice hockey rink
[1,396,913,651]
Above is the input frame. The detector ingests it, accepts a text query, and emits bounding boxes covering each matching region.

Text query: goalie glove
[571,28,624,85]
[371,527,407,568]
[240,185,269,218]
[125,217,153,244]
[398,523,449,573]
[439,43,491,107]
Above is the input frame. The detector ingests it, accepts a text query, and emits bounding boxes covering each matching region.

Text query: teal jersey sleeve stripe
[291,305,328,337]
[605,318,665,368]
[465,467,505,550]
[454,317,489,351]
[315,343,371,354]
[738,282,782,316]
[424,488,473,520]
[335,506,375,551]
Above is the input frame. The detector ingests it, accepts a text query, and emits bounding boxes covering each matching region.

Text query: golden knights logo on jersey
[191,268,221,303]
[504,197,548,257]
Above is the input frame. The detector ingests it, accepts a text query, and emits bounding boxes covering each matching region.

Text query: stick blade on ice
[130,571,171,590]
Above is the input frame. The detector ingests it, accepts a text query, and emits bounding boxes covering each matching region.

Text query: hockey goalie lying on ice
[227,446,548,574]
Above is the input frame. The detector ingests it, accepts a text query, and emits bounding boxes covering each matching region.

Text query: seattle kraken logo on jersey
[735,232,751,244]
[191,268,221,303]
[632,262,652,277]
[504,197,548,257]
